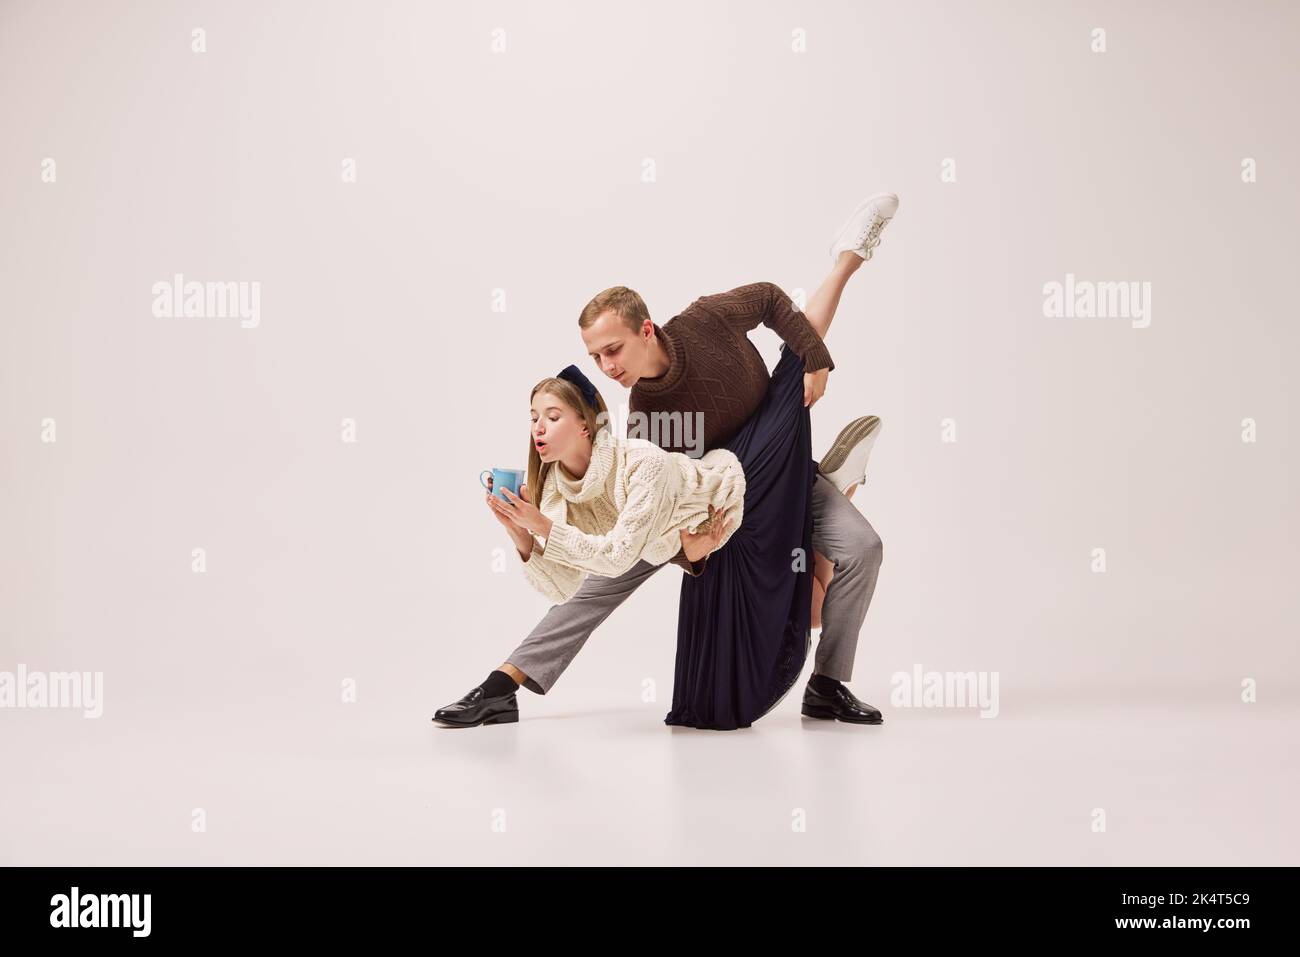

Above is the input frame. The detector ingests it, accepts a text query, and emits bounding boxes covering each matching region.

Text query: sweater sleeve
[668,545,708,577]
[518,538,586,605]
[693,281,834,373]
[538,455,677,580]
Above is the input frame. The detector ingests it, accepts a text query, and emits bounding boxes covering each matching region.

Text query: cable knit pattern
[630,282,833,455]
[698,281,834,374]
[518,428,745,604]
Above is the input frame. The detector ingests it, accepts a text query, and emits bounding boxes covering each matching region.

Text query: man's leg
[502,559,664,695]
[808,474,883,682]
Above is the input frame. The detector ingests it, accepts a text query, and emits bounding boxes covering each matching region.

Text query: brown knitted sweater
[630,281,832,576]
[629,281,834,455]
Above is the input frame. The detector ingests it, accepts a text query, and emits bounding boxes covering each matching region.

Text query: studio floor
[3,687,1295,866]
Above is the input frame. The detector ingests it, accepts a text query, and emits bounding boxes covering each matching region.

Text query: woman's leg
[810,552,834,629]
[803,251,864,341]
[809,484,856,629]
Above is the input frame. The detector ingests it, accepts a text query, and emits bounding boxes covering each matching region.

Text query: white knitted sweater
[519,428,746,604]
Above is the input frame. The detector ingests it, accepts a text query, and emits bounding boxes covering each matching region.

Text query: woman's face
[530,390,588,464]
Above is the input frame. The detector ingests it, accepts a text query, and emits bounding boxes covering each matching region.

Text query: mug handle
[479,470,493,490]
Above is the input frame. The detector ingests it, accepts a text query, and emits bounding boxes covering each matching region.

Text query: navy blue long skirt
[664,345,815,730]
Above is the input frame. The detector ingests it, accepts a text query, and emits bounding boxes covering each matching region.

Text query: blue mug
[480,467,525,500]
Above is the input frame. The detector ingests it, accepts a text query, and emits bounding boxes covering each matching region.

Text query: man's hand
[680,506,730,562]
[803,368,829,408]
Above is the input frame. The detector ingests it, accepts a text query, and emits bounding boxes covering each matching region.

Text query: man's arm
[690,282,834,373]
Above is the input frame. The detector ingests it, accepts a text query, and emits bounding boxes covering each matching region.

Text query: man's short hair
[577,286,650,333]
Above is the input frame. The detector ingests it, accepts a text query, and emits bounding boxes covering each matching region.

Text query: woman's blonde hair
[526,377,609,507]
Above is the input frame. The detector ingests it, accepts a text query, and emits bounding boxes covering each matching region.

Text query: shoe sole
[829,193,898,263]
[432,708,519,728]
[818,415,881,478]
[801,703,884,724]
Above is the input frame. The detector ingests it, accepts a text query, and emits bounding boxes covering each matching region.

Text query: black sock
[480,669,519,698]
[809,673,841,694]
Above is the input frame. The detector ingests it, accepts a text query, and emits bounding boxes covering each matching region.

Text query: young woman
[485,366,745,604]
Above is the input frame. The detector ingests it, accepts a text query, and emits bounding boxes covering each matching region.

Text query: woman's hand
[680,506,730,562]
[484,479,514,530]
[491,486,553,540]
[485,484,535,559]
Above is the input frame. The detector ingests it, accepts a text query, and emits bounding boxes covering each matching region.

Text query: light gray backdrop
[1,0,1296,865]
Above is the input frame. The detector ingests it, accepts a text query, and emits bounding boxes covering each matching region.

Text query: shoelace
[854,216,888,258]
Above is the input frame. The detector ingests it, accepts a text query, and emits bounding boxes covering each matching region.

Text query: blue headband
[557,365,600,410]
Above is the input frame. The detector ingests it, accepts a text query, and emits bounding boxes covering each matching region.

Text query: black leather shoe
[801,680,883,724]
[433,685,519,728]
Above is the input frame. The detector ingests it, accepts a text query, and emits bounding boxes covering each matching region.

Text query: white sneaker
[817,415,881,495]
[829,193,899,263]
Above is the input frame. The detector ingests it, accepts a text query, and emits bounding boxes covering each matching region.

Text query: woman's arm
[485,485,583,603]
[522,455,675,580]
[519,538,586,604]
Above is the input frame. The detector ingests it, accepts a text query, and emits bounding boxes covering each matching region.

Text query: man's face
[581,310,655,389]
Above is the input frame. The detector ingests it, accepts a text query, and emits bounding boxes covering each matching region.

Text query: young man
[434,194,896,728]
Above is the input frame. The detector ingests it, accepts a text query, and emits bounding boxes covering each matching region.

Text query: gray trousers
[505,473,882,694]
